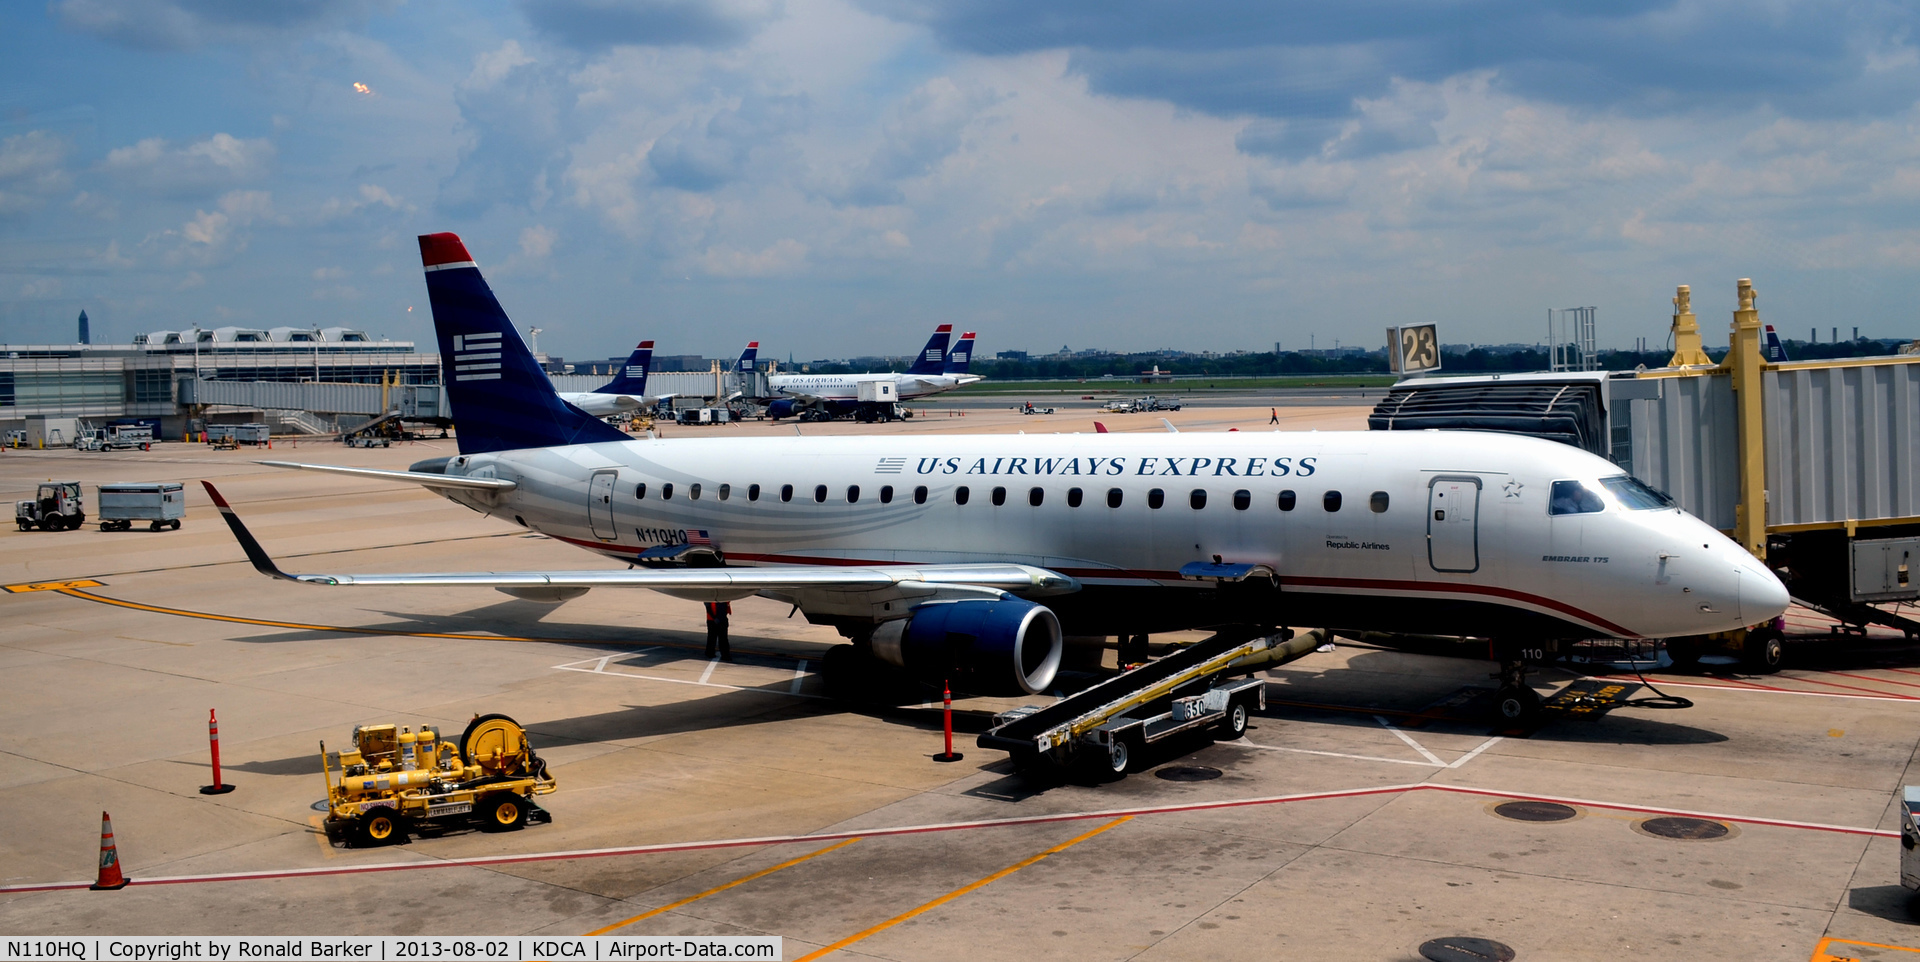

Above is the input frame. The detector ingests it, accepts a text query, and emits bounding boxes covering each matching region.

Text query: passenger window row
[632,482,1390,512]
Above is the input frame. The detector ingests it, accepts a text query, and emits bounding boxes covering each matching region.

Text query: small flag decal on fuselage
[875,457,906,473]
[453,332,503,381]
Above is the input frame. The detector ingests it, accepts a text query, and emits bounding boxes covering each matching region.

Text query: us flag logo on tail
[453,332,503,382]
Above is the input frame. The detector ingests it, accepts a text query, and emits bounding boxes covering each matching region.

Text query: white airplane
[556,341,655,417]
[214,232,1789,722]
[764,326,983,419]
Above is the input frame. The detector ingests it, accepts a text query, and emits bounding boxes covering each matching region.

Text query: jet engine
[765,398,798,420]
[869,599,1063,696]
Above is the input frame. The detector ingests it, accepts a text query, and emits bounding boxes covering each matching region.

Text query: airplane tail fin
[596,341,654,394]
[419,233,629,455]
[945,331,975,375]
[905,324,953,376]
[1093,421,1108,434]
[1763,325,1790,362]
[736,340,760,373]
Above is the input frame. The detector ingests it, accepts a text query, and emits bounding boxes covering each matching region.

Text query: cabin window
[748,484,760,502]
[661,483,674,500]
[914,486,928,504]
[1278,490,1296,511]
[689,483,701,500]
[718,484,730,501]
[956,486,971,505]
[1370,491,1389,513]
[780,484,794,503]
[880,485,893,504]
[1190,489,1207,510]
[814,484,828,503]
[1107,488,1123,508]
[635,483,647,500]
[1549,479,1606,515]
[990,486,1006,506]
[1323,491,1341,512]
[847,485,860,503]
[1029,487,1044,507]
[1233,489,1251,510]
[1148,488,1165,509]
[1067,487,1083,508]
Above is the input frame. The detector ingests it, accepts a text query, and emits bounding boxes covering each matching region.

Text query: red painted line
[2,782,1894,895]
[1823,671,1920,693]
[1758,674,1920,699]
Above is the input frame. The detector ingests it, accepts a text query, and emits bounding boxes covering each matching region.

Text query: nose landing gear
[1491,641,1547,726]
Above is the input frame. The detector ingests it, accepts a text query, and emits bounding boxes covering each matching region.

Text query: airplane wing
[202,482,1077,600]
[254,460,517,492]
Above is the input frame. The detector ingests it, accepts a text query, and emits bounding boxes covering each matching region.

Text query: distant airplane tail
[945,332,975,375]
[596,341,654,395]
[905,324,953,376]
[419,233,629,455]
[1763,324,1790,362]
[736,341,760,373]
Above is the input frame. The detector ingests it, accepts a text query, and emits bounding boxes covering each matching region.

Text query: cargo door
[588,470,618,541]
[1427,477,1481,573]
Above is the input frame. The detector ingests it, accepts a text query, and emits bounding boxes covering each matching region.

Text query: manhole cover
[1493,801,1577,822]
[310,799,331,812]
[1419,936,1516,961]
[1154,766,1222,781]
[1637,816,1730,840]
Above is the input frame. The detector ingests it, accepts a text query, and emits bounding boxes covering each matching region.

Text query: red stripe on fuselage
[542,533,1633,636]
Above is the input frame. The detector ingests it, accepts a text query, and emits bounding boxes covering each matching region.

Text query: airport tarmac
[3,404,1920,961]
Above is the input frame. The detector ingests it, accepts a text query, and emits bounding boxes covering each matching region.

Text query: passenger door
[588,470,618,541]
[1427,477,1481,573]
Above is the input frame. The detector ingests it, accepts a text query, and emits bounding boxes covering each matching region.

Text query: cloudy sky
[2,0,1918,360]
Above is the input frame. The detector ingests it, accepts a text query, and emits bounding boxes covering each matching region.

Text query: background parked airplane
[764,325,980,419]
[556,341,655,416]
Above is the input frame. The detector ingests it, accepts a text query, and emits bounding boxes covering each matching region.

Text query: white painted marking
[698,658,720,685]
[1584,675,1920,703]
[551,649,824,699]
[1375,715,1445,766]
[1234,740,1442,768]
[790,659,807,694]
[1447,736,1503,768]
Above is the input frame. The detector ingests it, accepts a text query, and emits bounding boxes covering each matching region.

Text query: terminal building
[2,326,437,444]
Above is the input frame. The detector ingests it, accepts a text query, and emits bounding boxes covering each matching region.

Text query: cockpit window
[1548,479,1606,516]
[1601,475,1676,510]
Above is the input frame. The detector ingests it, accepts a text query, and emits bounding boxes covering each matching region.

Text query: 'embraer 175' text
[907,456,1318,478]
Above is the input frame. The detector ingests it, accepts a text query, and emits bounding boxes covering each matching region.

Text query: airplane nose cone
[1739,562,1791,625]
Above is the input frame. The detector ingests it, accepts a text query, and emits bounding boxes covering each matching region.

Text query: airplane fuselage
[768,372,973,402]
[429,429,1782,641]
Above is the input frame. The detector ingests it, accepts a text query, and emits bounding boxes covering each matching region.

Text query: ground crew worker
[1269,407,1279,424]
[704,601,732,661]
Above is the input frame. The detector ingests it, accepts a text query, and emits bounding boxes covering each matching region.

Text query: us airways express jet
[763,325,984,419]
[212,232,1789,717]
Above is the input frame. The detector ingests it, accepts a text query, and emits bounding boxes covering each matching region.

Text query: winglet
[1162,418,1179,433]
[1093,421,1108,434]
[200,481,302,583]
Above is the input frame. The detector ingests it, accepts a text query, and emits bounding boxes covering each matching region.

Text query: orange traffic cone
[90,811,129,890]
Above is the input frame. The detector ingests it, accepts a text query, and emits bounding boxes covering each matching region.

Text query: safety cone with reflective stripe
[90,811,129,890]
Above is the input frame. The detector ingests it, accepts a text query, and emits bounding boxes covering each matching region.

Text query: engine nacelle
[870,599,1063,696]
[765,398,798,420]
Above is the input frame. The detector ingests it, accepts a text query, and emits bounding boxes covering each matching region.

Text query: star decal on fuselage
[1504,479,1525,498]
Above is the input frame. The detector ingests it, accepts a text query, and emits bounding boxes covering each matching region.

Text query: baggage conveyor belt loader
[979,628,1328,780]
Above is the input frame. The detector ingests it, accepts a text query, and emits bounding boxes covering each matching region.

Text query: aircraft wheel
[1494,686,1541,725]
[1743,627,1785,674]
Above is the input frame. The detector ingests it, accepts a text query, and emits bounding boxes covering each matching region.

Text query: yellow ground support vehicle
[319,713,556,846]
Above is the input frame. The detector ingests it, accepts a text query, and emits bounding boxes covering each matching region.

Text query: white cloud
[102,133,275,197]
[520,224,558,259]
[0,131,72,217]
[698,237,808,275]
